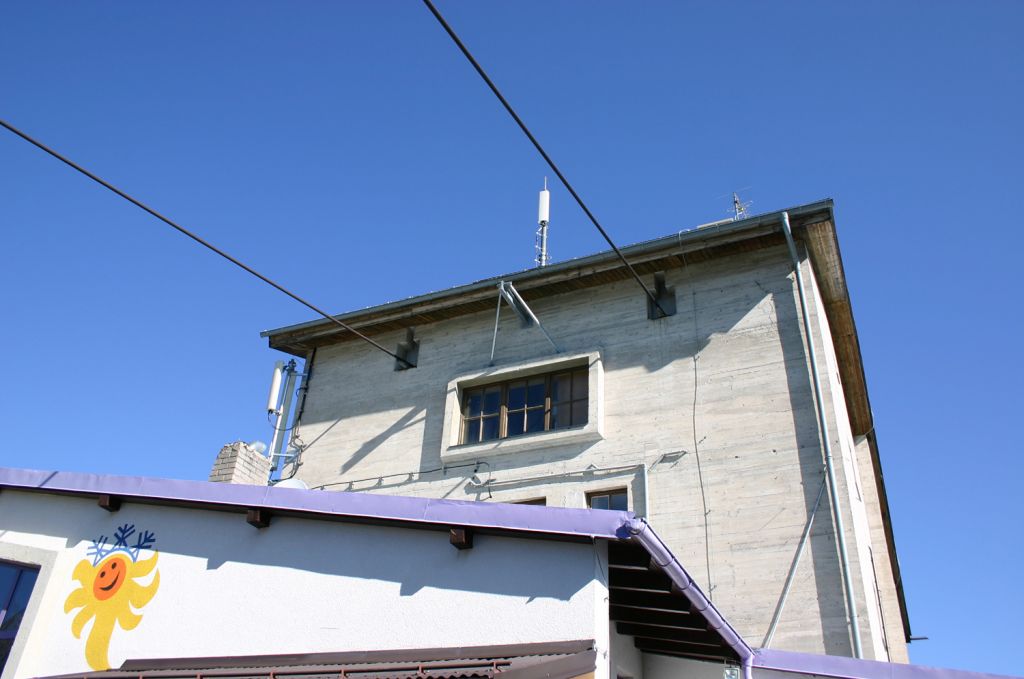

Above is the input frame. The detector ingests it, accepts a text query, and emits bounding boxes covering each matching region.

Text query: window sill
[441,425,604,463]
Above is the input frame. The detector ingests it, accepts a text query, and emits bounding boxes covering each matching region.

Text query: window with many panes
[461,367,588,444]
[0,561,38,671]
[588,488,628,511]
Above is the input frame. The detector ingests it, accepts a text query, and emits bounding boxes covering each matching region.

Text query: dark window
[461,367,588,444]
[588,489,628,512]
[0,561,39,671]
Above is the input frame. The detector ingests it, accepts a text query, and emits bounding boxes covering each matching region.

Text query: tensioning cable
[420,0,668,318]
[0,118,414,368]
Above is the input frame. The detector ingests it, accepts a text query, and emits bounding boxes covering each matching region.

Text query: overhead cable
[0,118,413,368]
[420,0,669,318]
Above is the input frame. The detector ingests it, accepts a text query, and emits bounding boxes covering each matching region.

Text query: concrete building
[260,200,909,662]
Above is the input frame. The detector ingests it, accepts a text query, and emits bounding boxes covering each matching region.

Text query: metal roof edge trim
[0,466,633,541]
[260,200,834,340]
[114,640,597,672]
[34,641,598,679]
[752,648,1022,679]
[627,517,754,667]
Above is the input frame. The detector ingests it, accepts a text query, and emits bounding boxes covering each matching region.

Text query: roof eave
[260,199,835,353]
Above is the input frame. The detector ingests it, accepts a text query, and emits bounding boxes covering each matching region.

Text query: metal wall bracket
[647,272,677,319]
[394,328,419,371]
[490,281,560,364]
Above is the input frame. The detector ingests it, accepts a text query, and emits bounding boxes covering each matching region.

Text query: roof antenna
[535,178,550,267]
[732,192,752,221]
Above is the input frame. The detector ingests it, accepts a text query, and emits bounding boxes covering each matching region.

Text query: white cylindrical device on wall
[266,361,284,413]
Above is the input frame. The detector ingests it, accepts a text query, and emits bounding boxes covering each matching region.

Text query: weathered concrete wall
[286,244,903,660]
[0,489,605,678]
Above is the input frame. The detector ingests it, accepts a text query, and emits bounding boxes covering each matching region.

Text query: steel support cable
[0,118,413,368]
[420,0,668,318]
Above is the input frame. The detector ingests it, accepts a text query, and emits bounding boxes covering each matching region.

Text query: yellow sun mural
[64,524,160,670]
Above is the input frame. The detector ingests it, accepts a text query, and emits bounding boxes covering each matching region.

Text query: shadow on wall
[294,406,427,482]
[0,500,590,602]
[337,407,426,475]
[771,278,854,657]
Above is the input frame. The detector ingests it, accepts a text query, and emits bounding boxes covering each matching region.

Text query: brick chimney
[209,441,271,485]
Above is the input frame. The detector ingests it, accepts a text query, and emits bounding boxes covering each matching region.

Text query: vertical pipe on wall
[640,462,650,518]
[780,211,863,658]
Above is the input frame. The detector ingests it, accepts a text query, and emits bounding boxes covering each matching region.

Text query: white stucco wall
[0,489,606,678]
[610,623,644,678]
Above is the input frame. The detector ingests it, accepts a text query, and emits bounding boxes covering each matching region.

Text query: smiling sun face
[92,556,127,600]
[64,551,160,670]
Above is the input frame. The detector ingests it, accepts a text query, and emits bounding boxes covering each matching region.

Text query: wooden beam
[609,606,704,630]
[608,590,692,613]
[97,495,121,512]
[246,509,271,529]
[633,636,736,661]
[636,647,736,663]
[608,568,674,592]
[449,527,474,550]
[615,622,718,645]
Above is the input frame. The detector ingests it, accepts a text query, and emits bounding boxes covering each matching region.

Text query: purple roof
[0,465,751,664]
[0,466,631,538]
[1,466,1015,679]
[0,464,634,540]
[753,649,1021,679]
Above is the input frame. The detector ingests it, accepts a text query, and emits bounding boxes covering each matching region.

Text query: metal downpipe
[780,212,863,658]
[641,462,650,518]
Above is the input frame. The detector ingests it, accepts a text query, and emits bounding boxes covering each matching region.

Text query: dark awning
[36,640,596,679]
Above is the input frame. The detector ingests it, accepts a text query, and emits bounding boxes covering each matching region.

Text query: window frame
[0,562,38,649]
[459,367,589,445]
[440,351,604,463]
[0,546,52,678]
[587,488,629,512]
[511,498,547,506]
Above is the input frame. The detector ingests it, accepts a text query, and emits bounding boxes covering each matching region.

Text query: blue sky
[1,2,1021,675]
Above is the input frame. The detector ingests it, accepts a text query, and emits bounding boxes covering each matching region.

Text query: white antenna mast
[732,192,752,221]
[535,177,550,267]
[266,359,305,480]
[266,361,284,414]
